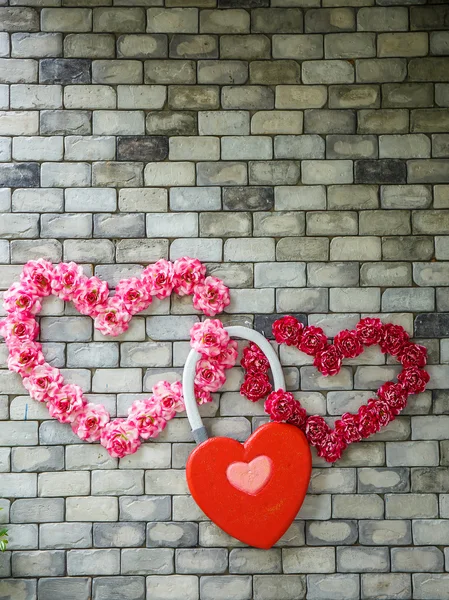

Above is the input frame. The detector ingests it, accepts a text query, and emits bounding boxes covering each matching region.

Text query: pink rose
[305,415,331,446]
[152,380,185,418]
[194,359,226,393]
[23,364,63,402]
[397,342,427,368]
[272,316,304,347]
[115,277,152,315]
[192,276,230,317]
[0,317,39,346]
[173,257,206,296]
[241,343,270,374]
[334,412,362,444]
[334,330,363,359]
[356,317,383,346]
[299,326,328,356]
[73,276,109,317]
[142,259,174,300]
[316,431,346,463]
[241,373,272,402]
[216,339,238,370]
[194,386,212,405]
[3,283,41,316]
[72,403,110,442]
[47,384,85,424]
[397,367,430,395]
[265,389,296,423]
[190,319,230,358]
[20,259,54,297]
[379,323,409,356]
[377,381,408,415]
[100,419,141,458]
[94,296,132,336]
[7,340,45,376]
[313,346,342,376]
[128,398,167,440]
[52,262,86,301]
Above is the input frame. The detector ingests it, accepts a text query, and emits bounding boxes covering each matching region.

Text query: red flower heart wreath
[240,316,430,463]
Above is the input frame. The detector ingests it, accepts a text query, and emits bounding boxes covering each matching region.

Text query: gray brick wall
[0,1,448,599]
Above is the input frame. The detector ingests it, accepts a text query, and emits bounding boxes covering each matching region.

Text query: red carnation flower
[367,398,393,428]
[358,404,380,438]
[313,345,343,376]
[379,323,410,356]
[241,343,270,374]
[240,373,272,402]
[264,389,296,423]
[397,342,427,369]
[316,431,347,463]
[334,329,363,359]
[299,326,328,356]
[356,317,383,346]
[377,381,408,416]
[287,401,308,431]
[398,367,430,395]
[272,315,304,347]
[305,415,331,446]
[335,412,362,444]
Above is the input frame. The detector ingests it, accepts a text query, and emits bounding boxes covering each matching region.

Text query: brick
[337,546,389,573]
[38,578,90,600]
[41,109,91,135]
[361,574,411,600]
[0,164,39,188]
[358,109,408,134]
[0,8,39,33]
[117,34,167,59]
[40,523,92,549]
[147,575,199,600]
[67,549,120,576]
[329,85,379,109]
[200,576,251,600]
[93,577,145,600]
[326,33,375,59]
[11,84,62,109]
[93,8,145,33]
[168,85,219,110]
[40,58,90,85]
[275,185,325,210]
[413,210,449,234]
[198,162,247,186]
[250,60,301,85]
[13,136,63,162]
[222,86,274,110]
[11,32,61,58]
[283,548,335,573]
[391,547,444,572]
[382,83,433,109]
[276,85,327,109]
[198,61,247,85]
[411,109,449,133]
[306,8,355,33]
[200,9,250,34]
[409,58,449,82]
[413,573,449,599]
[147,8,198,34]
[303,60,353,85]
[64,33,114,59]
[121,548,174,575]
[41,8,92,33]
[355,160,406,184]
[358,7,408,32]
[145,60,195,85]
[254,575,306,600]
[252,111,303,135]
[272,34,323,60]
[385,494,438,519]
[41,163,91,188]
[220,34,271,60]
[93,111,145,135]
[12,551,65,577]
[170,35,218,59]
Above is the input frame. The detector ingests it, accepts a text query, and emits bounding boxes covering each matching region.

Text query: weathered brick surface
[0,3,447,598]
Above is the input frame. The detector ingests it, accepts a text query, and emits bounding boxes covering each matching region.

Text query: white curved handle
[182,325,286,443]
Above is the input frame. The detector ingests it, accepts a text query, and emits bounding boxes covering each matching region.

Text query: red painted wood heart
[186,422,312,549]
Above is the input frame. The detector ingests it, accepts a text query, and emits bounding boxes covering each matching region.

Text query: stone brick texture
[0,1,448,599]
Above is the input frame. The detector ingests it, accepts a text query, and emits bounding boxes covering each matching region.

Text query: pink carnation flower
[194,386,212,405]
[152,380,184,418]
[0,317,39,346]
[3,283,41,316]
[94,296,132,336]
[194,358,226,393]
[128,398,167,440]
[100,419,141,458]
[73,403,110,442]
[20,259,54,297]
[192,276,230,317]
[73,276,109,317]
[115,277,152,315]
[7,340,45,376]
[190,319,230,358]
[142,259,174,300]
[23,364,63,402]
[47,384,85,424]
[216,339,238,370]
[173,257,206,296]
[52,262,86,301]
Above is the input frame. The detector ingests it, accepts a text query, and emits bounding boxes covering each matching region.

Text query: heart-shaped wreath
[240,315,430,462]
[0,258,238,458]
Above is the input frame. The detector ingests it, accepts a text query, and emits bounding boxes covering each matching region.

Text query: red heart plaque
[186,422,312,549]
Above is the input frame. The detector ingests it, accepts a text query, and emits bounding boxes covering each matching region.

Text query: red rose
[305,415,330,446]
[313,346,342,376]
[335,412,362,444]
[379,323,410,356]
[241,343,270,374]
[356,317,383,346]
[397,342,427,368]
[358,404,380,437]
[272,315,304,347]
[299,326,328,356]
[287,401,308,430]
[264,389,295,422]
[377,381,408,416]
[367,398,393,428]
[316,431,347,463]
[397,367,430,395]
[240,373,272,402]
[334,329,363,359]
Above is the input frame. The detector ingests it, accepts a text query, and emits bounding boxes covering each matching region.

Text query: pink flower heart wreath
[240,315,430,463]
[0,258,237,458]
